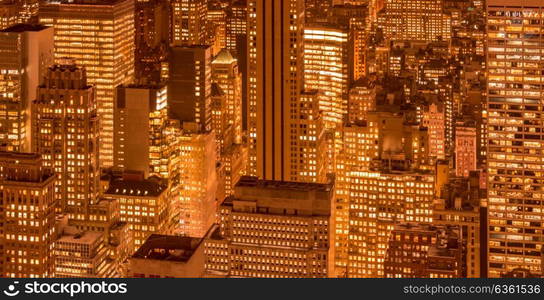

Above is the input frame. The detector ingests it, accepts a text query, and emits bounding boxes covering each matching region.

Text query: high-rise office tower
[39,0,135,168]
[204,176,335,278]
[207,5,226,56]
[289,90,327,183]
[342,108,436,278]
[381,0,449,43]
[225,0,246,57]
[114,84,168,178]
[333,120,379,277]
[486,0,544,277]
[225,0,247,130]
[33,62,100,218]
[348,78,376,123]
[421,102,446,160]
[455,122,477,178]
[212,49,242,145]
[0,1,18,30]
[0,24,53,152]
[134,0,169,84]
[168,45,212,132]
[103,175,170,253]
[220,143,247,197]
[304,0,332,22]
[211,83,229,154]
[0,152,56,278]
[303,25,349,128]
[347,170,435,278]
[434,175,486,278]
[328,4,368,83]
[0,0,39,29]
[247,0,304,180]
[169,123,218,238]
[171,0,207,46]
[384,224,462,278]
[210,81,247,197]
[135,0,168,54]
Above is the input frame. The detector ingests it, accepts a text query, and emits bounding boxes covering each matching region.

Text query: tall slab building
[0,24,53,152]
[39,0,135,167]
[171,0,207,46]
[247,0,305,181]
[33,62,100,218]
[0,152,56,278]
[486,0,544,277]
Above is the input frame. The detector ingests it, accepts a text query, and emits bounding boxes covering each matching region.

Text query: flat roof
[0,24,49,33]
[47,0,127,5]
[132,234,202,263]
[236,176,333,193]
[105,178,166,197]
[57,231,102,245]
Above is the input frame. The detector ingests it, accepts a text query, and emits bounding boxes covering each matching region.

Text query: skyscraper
[0,1,18,30]
[289,90,327,183]
[0,152,56,278]
[114,84,168,178]
[381,0,449,43]
[168,45,212,132]
[348,78,376,123]
[207,5,226,56]
[209,50,248,196]
[134,0,169,84]
[225,0,246,57]
[303,25,349,128]
[0,0,39,30]
[169,123,218,238]
[33,62,100,217]
[421,101,446,160]
[0,24,53,152]
[171,0,207,46]
[384,224,462,278]
[486,0,544,277]
[212,49,243,144]
[348,170,435,277]
[103,175,171,252]
[455,122,477,178]
[39,0,135,167]
[204,176,335,278]
[247,0,304,180]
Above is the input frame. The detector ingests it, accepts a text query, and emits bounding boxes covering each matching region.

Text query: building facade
[486,0,544,277]
[39,0,135,167]
[204,177,335,278]
[0,152,56,278]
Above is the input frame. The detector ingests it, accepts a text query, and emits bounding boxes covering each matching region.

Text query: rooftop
[0,151,41,161]
[48,0,127,6]
[0,24,49,33]
[57,231,102,245]
[229,177,334,216]
[236,176,333,193]
[132,234,203,263]
[212,49,236,64]
[105,178,166,197]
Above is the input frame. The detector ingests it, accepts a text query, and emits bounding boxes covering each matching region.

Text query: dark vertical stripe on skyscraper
[262,1,267,178]
[280,0,285,181]
[270,0,276,179]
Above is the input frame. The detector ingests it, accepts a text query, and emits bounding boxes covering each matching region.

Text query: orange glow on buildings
[0,0,541,280]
